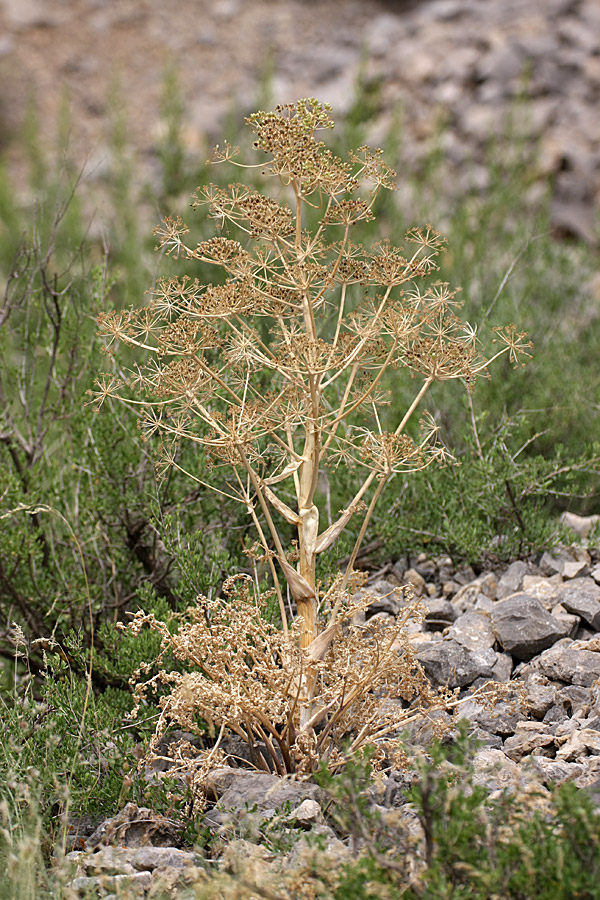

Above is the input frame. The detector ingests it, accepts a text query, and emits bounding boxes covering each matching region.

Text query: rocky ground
[59,512,600,898]
[0,0,598,241]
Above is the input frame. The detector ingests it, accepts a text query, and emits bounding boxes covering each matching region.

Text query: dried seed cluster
[97,100,530,776]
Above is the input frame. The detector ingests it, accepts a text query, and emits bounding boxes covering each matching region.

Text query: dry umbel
[96,99,530,776]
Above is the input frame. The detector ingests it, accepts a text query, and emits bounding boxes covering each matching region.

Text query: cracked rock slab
[555,578,600,631]
[416,638,493,688]
[491,594,569,660]
[533,638,600,687]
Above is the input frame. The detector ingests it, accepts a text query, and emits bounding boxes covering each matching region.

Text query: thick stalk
[294,179,321,651]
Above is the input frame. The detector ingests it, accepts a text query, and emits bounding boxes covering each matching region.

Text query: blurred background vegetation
[0,64,598,892]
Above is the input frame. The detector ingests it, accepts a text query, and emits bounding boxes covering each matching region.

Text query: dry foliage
[127,574,455,778]
[96,99,530,776]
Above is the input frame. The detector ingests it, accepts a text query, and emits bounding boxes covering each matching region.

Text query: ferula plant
[95,99,530,776]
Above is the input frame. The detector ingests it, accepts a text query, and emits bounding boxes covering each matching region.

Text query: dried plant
[95,99,530,776]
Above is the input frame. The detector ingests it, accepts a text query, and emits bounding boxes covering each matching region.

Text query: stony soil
[0,0,598,241]
[60,516,600,898]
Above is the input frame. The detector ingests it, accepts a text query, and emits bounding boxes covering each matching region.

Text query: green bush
[325,728,600,900]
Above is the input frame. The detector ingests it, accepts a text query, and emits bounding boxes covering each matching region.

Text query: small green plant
[328,728,600,900]
[96,99,530,776]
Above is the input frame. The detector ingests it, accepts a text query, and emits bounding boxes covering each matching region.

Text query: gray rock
[559,684,592,715]
[283,824,351,869]
[357,579,406,615]
[543,704,571,726]
[452,566,476,586]
[467,727,504,749]
[491,595,569,660]
[436,557,455,583]
[555,578,600,630]
[580,716,600,732]
[469,647,498,673]
[206,774,325,831]
[404,709,454,747]
[497,561,531,599]
[525,676,557,719]
[70,871,152,896]
[550,604,581,638]
[575,757,600,794]
[503,724,556,761]
[451,573,496,613]
[86,804,181,848]
[562,561,589,580]
[539,549,574,576]
[204,766,247,801]
[457,698,521,737]
[561,513,600,540]
[575,625,597,642]
[534,638,600,686]
[528,756,584,786]
[410,554,438,579]
[471,748,521,792]
[492,652,513,682]
[422,596,457,629]
[474,594,495,613]
[447,610,496,652]
[556,728,600,761]
[477,572,498,600]
[72,847,136,876]
[416,639,493,688]
[289,798,323,826]
[404,568,426,596]
[131,847,198,870]
[476,43,525,85]
[521,575,562,609]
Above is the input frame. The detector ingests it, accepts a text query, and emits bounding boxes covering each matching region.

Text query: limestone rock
[130,847,198,871]
[447,610,496,652]
[86,804,181,849]
[457,697,521,737]
[496,561,531,599]
[404,568,426,596]
[70,871,152,896]
[562,560,589,580]
[204,766,246,801]
[471,748,521,791]
[416,639,493,688]
[491,595,569,660]
[525,676,558,719]
[555,578,600,631]
[422,596,457,629]
[527,755,584,785]
[521,575,562,608]
[503,724,556,761]
[534,638,600,686]
[205,774,325,831]
[539,549,575,577]
[492,652,513,682]
[556,728,600,761]
[561,512,600,540]
[289,798,323,826]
